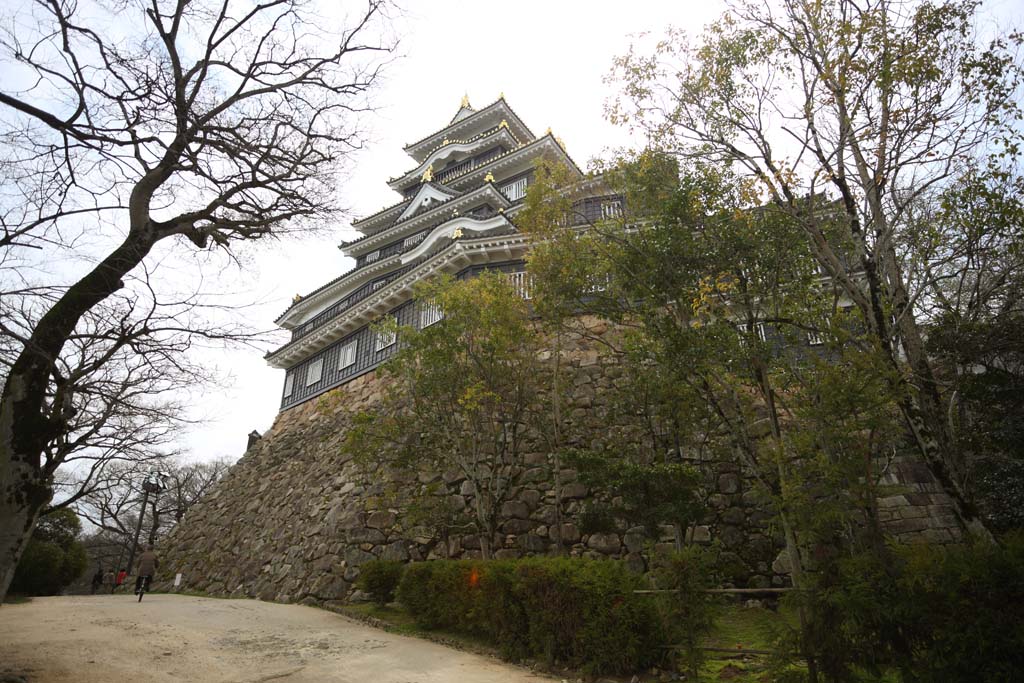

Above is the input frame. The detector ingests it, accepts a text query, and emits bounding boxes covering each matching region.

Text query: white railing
[365,250,380,264]
[601,200,623,219]
[403,231,426,248]
[421,301,443,328]
[508,271,533,300]
[501,177,528,201]
[375,327,396,351]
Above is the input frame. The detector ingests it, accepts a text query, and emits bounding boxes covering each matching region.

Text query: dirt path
[0,594,552,683]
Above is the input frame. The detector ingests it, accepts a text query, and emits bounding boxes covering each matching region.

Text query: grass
[338,598,800,682]
[2,594,32,605]
[333,602,497,654]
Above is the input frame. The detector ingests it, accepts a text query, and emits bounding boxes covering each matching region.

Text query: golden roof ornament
[422,164,433,182]
[292,294,303,303]
[442,138,450,145]
[461,93,471,108]
[498,119,509,129]
[484,171,495,183]
[546,127,553,135]
[499,91,505,100]
[451,227,464,239]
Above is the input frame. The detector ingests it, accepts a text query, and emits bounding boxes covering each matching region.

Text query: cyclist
[134,544,159,596]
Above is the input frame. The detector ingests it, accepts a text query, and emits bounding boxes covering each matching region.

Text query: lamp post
[125,470,166,580]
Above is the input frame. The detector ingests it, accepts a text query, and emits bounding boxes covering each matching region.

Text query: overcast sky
[180,0,732,463]
[181,0,1022,464]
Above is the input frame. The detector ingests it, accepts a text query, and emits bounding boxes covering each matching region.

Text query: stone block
[623,529,646,554]
[686,525,712,544]
[520,489,542,509]
[719,525,745,548]
[772,549,792,575]
[347,527,386,544]
[721,507,746,525]
[343,548,376,567]
[366,510,396,529]
[587,532,622,554]
[501,518,534,535]
[718,473,740,494]
[501,500,531,519]
[518,533,546,552]
[559,523,581,544]
[561,482,589,499]
[708,494,730,509]
[380,540,409,562]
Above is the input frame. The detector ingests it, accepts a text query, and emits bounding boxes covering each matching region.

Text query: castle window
[375,319,397,351]
[283,373,294,397]
[601,199,623,219]
[508,271,533,300]
[403,231,426,248]
[807,329,825,346]
[421,301,443,328]
[364,250,380,264]
[306,358,324,386]
[755,322,768,342]
[338,340,358,370]
[501,176,528,201]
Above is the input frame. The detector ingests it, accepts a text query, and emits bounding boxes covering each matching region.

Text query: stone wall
[158,317,964,605]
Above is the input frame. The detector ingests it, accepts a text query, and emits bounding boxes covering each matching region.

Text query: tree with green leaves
[345,273,548,560]
[606,0,1023,538]
[10,507,87,596]
[521,155,907,681]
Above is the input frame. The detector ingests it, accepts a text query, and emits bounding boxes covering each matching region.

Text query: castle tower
[267,95,584,410]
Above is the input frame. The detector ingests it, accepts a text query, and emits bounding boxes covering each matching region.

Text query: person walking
[134,545,159,596]
[90,566,104,594]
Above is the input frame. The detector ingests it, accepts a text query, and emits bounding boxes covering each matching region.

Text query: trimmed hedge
[397,557,665,675]
[356,559,405,606]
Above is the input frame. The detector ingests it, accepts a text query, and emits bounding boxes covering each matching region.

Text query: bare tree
[0,0,396,599]
[76,457,231,549]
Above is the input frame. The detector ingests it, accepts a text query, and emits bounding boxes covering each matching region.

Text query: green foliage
[775,537,1024,682]
[10,508,88,596]
[344,273,549,558]
[651,546,720,678]
[397,558,665,675]
[356,559,405,607]
[569,448,703,538]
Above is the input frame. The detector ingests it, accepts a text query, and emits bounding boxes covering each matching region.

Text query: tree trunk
[0,225,157,602]
[0,379,56,600]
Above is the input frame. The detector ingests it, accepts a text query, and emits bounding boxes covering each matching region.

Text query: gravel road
[0,594,551,683]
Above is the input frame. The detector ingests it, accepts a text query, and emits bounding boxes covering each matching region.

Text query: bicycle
[135,574,152,602]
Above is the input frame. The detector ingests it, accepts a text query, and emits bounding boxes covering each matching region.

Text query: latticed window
[807,329,824,346]
[306,358,324,386]
[501,177,528,201]
[375,320,397,351]
[601,199,623,219]
[508,271,533,300]
[364,250,380,264]
[338,340,357,370]
[421,301,443,328]
[403,231,426,248]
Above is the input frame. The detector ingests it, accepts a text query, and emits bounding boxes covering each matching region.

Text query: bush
[356,559,405,607]
[10,509,88,596]
[790,535,1024,682]
[397,557,665,675]
[651,546,718,678]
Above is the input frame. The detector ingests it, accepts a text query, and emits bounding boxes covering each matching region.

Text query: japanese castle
[267,95,621,410]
